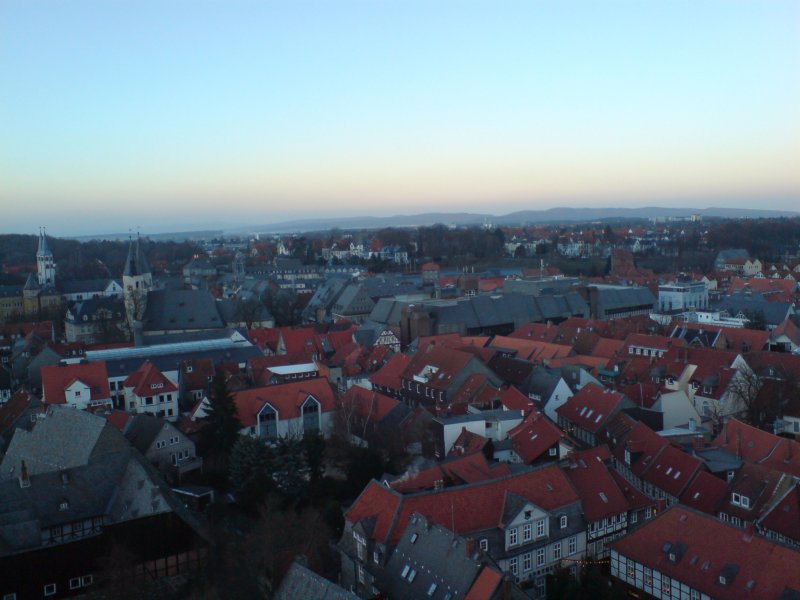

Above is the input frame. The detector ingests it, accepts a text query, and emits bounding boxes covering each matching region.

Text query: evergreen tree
[229,436,274,510]
[200,366,241,456]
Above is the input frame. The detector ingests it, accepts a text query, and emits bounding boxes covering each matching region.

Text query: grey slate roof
[274,560,360,600]
[712,293,794,327]
[380,513,494,600]
[60,279,120,295]
[122,414,171,454]
[591,285,656,311]
[0,406,120,480]
[142,289,225,331]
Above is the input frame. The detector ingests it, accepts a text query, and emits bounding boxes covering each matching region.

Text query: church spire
[123,233,151,277]
[36,227,52,258]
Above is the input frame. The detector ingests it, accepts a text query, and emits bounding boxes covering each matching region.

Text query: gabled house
[369,353,412,399]
[563,445,655,558]
[431,409,524,458]
[41,361,112,412]
[113,413,203,484]
[717,463,792,530]
[610,506,800,600]
[122,361,179,421]
[556,383,632,447]
[338,385,411,447]
[505,410,565,465]
[340,465,586,599]
[399,344,502,412]
[234,378,337,442]
[711,418,800,478]
[757,483,800,550]
[0,406,207,600]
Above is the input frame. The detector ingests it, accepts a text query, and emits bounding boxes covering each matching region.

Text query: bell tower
[37,227,56,287]
[123,234,152,327]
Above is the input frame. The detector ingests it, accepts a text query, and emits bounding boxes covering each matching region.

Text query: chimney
[19,460,30,489]
[465,537,475,557]
[692,435,704,452]
[688,417,696,432]
[736,430,742,459]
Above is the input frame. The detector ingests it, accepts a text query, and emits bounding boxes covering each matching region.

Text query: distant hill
[231,206,800,234]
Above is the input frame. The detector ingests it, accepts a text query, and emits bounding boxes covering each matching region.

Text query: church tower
[36,228,56,287]
[123,234,152,327]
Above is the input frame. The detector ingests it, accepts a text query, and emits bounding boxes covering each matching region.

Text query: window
[627,564,635,578]
[549,447,558,456]
[536,547,545,567]
[401,565,410,579]
[357,565,365,583]
[536,518,546,538]
[560,515,568,529]
[645,507,652,519]
[170,436,179,445]
[568,536,577,555]
[373,551,380,564]
[691,589,700,600]
[523,552,532,571]
[523,523,532,542]
[44,585,56,597]
[410,533,418,544]
[427,583,438,596]
[74,390,81,397]
[662,579,671,594]
[480,538,489,551]
[407,569,417,583]
[156,440,166,449]
[732,492,741,505]
[630,511,638,524]
[70,578,82,590]
[741,496,750,509]
[644,568,652,586]
[553,542,562,560]
[509,557,518,575]
[508,527,518,546]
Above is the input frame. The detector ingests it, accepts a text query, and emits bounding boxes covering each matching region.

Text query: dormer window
[560,515,568,529]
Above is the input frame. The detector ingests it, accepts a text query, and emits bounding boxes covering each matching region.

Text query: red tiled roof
[641,444,704,498]
[247,327,281,351]
[508,323,559,343]
[610,506,800,599]
[348,465,580,545]
[759,485,800,544]
[401,345,474,391]
[41,362,110,405]
[390,452,511,494]
[180,358,215,391]
[592,337,625,359]
[711,419,800,478]
[499,386,535,414]
[624,333,683,352]
[369,353,412,391]
[233,378,337,427]
[124,361,177,397]
[0,390,38,435]
[564,445,631,522]
[105,410,132,431]
[555,383,627,434]
[612,421,669,478]
[678,470,728,516]
[507,410,563,464]
[464,566,503,600]
[340,385,401,424]
[489,335,573,363]
[609,468,654,511]
[449,428,490,457]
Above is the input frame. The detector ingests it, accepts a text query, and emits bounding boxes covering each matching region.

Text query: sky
[1,0,799,236]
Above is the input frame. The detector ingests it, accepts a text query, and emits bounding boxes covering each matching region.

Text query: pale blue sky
[1,0,799,235]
